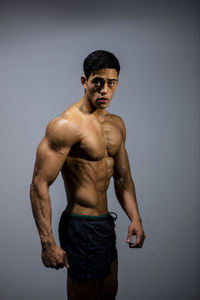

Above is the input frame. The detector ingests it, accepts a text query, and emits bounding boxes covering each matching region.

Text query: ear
[81,75,87,89]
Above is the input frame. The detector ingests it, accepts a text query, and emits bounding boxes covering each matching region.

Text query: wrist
[131,216,142,223]
[40,231,56,250]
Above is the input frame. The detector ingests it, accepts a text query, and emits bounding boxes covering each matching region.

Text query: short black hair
[83,50,120,79]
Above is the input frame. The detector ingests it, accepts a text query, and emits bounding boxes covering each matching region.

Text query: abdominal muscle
[61,155,114,216]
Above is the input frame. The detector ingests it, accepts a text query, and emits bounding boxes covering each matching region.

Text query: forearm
[114,176,141,222]
[30,180,55,249]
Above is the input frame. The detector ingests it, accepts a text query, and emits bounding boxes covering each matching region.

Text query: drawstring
[109,211,118,221]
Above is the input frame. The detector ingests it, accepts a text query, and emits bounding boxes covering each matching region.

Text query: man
[30,50,146,300]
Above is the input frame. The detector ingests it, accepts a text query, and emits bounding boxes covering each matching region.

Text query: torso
[61,105,123,216]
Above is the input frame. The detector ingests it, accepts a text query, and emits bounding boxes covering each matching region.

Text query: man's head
[83,50,120,79]
[81,50,120,109]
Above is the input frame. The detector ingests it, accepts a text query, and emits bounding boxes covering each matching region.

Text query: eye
[92,78,104,86]
[108,81,115,87]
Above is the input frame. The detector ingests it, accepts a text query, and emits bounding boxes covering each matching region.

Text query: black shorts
[58,211,118,280]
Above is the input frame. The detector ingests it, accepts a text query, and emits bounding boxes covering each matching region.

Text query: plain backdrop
[0,0,199,299]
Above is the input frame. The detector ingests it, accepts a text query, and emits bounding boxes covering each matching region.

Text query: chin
[97,104,109,109]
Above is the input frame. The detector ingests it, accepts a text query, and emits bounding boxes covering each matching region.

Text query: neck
[78,93,106,116]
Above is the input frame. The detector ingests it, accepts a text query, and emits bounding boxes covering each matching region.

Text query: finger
[54,263,64,270]
[65,259,70,268]
[139,233,146,247]
[43,261,52,268]
[50,265,56,269]
[126,232,133,243]
[57,262,65,269]
[63,252,70,268]
[50,261,64,269]
[128,233,141,247]
[130,233,146,248]
[129,243,139,248]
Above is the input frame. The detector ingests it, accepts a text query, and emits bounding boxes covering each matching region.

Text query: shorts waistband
[68,212,109,218]
[62,211,117,222]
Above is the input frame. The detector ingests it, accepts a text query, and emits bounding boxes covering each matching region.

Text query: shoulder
[109,113,126,141]
[45,112,81,148]
[110,113,126,127]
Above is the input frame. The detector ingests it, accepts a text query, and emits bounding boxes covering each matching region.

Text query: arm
[113,118,146,248]
[30,116,79,268]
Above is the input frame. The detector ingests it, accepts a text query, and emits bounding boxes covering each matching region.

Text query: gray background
[0,0,199,299]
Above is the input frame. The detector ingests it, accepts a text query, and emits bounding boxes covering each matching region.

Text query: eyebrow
[93,77,118,81]
[108,79,118,82]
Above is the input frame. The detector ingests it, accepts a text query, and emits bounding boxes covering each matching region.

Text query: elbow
[30,177,47,196]
[30,180,39,199]
[30,181,35,191]
[30,178,39,192]
[30,177,49,204]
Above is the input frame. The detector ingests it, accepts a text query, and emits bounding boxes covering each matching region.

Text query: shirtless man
[30,50,146,300]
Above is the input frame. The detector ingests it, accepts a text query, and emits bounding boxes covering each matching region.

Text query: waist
[61,211,118,222]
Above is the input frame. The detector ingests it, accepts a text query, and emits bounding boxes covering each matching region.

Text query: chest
[77,119,122,160]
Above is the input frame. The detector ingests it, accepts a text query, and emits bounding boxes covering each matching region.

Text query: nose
[100,82,108,94]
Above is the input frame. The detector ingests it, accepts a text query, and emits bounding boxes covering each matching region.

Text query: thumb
[63,252,70,268]
[126,231,132,243]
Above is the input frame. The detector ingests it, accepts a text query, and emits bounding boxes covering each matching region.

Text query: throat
[78,96,108,117]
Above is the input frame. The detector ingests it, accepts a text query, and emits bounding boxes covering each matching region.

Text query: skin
[30,68,146,299]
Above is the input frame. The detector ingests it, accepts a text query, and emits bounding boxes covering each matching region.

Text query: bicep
[113,143,131,180]
[32,137,70,186]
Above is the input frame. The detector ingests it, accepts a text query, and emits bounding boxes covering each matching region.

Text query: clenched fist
[42,244,69,270]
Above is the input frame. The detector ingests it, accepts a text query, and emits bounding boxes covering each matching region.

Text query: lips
[97,98,109,103]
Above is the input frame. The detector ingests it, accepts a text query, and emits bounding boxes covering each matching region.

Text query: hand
[42,244,69,269]
[126,220,146,248]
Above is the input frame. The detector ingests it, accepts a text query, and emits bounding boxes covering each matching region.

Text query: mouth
[97,98,109,103]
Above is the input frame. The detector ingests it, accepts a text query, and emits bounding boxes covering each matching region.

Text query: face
[81,68,119,109]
